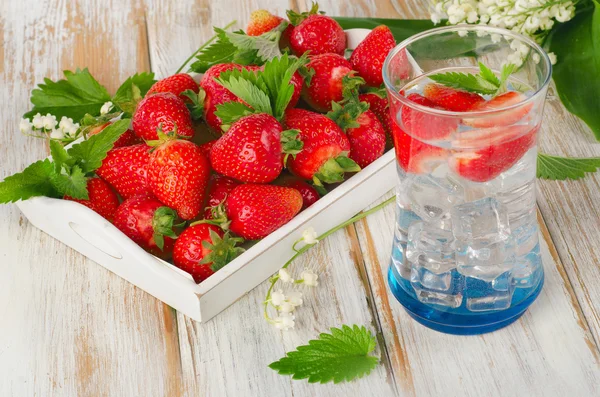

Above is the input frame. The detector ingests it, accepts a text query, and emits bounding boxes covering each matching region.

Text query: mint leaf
[24,68,111,121]
[67,118,130,174]
[269,325,379,384]
[478,62,501,87]
[50,165,88,199]
[429,71,498,95]
[0,159,60,203]
[537,153,600,180]
[214,101,256,126]
[113,72,156,114]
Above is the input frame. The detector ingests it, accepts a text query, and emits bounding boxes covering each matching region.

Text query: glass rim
[382,25,552,118]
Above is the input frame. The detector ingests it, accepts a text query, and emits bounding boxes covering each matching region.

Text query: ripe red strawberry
[173,224,244,283]
[288,71,304,109]
[64,178,120,222]
[359,92,393,148]
[423,84,485,112]
[247,10,285,36]
[279,177,319,210]
[302,54,356,112]
[113,194,179,259]
[464,91,532,127]
[132,92,194,140]
[401,93,458,140]
[350,25,396,87]
[210,113,290,183]
[222,184,302,240]
[146,73,199,102]
[287,11,346,56]
[200,63,245,133]
[88,123,141,148]
[450,124,538,182]
[96,143,152,199]
[198,140,217,158]
[284,108,359,184]
[204,174,241,219]
[391,123,448,174]
[147,137,211,220]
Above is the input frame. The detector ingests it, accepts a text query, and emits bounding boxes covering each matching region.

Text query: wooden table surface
[2,0,600,396]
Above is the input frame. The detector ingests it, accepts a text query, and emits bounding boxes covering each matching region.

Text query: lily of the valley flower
[19,118,32,134]
[100,101,114,115]
[31,113,45,129]
[271,289,286,306]
[299,269,319,287]
[274,312,295,331]
[302,227,319,245]
[278,268,294,283]
[42,114,58,130]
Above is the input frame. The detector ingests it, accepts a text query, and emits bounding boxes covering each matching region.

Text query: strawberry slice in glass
[392,123,448,174]
[423,84,485,112]
[463,91,533,128]
[401,93,458,141]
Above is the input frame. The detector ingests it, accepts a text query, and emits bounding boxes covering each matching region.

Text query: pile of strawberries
[68,6,398,283]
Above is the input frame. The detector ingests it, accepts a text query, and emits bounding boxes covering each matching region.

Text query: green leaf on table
[0,159,60,203]
[67,118,130,174]
[112,72,156,115]
[537,154,600,180]
[550,4,600,140]
[50,165,88,199]
[269,325,379,384]
[24,68,111,121]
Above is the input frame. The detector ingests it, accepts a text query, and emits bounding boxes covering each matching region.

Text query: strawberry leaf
[49,139,71,173]
[0,159,60,203]
[189,29,242,73]
[112,72,156,115]
[537,153,600,180]
[223,24,286,63]
[24,68,111,121]
[260,53,309,119]
[50,165,88,200]
[214,102,256,128]
[269,325,379,384]
[214,75,272,115]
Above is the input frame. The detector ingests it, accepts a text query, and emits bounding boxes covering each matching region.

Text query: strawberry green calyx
[152,206,181,251]
[192,203,232,231]
[341,74,366,101]
[363,85,387,98]
[182,88,206,121]
[313,154,360,186]
[146,127,180,148]
[281,129,304,163]
[326,100,369,132]
[200,229,245,272]
[286,2,322,26]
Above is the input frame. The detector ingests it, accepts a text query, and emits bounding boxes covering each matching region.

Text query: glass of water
[383,25,551,335]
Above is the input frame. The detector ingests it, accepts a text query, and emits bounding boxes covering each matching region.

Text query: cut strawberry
[391,123,448,174]
[463,91,532,128]
[423,84,485,112]
[450,124,539,182]
[401,93,458,141]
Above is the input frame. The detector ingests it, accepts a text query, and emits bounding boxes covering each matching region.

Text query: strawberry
[173,224,244,283]
[198,140,217,158]
[287,5,346,56]
[463,91,532,128]
[279,177,320,210]
[147,136,211,220]
[288,71,304,109]
[210,113,295,183]
[204,174,241,219]
[113,194,179,259]
[302,54,356,112]
[327,100,386,168]
[359,92,394,148]
[247,10,285,36]
[64,178,120,222]
[132,92,194,140]
[96,143,152,199]
[423,84,485,112]
[391,123,448,174]
[146,73,199,102]
[200,63,245,134]
[206,184,302,240]
[284,108,359,185]
[450,124,538,182]
[88,122,141,148]
[401,93,458,140]
[349,25,396,87]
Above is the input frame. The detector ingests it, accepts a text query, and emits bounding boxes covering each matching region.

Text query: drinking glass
[382,25,551,335]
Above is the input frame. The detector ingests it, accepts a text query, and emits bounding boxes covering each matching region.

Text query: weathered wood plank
[0,1,182,395]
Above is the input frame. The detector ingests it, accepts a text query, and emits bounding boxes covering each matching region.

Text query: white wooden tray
[16,29,397,322]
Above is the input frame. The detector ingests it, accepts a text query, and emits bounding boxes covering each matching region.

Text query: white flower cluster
[431,0,577,64]
[20,113,80,141]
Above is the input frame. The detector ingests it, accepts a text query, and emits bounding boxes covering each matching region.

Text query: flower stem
[263,195,395,322]
[174,20,237,74]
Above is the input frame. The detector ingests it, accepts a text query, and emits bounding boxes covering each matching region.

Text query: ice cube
[410,267,464,308]
[513,243,544,288]
[466,272,515,311]
[407,175,464,223]
[451,197,511,242]
[456,239,515,281]
[407,222,456,274]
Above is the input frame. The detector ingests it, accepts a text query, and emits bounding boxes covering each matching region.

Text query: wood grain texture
[0,1,182,396]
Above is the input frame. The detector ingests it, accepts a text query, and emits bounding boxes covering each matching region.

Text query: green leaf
[182,89,206,120]
[224,29,283,63]
[50,165,88,199]
[287,2,321,26]
[0,159,60,203]
[269,325,379,384]
[49,139,70,173]
[478,62,500,87]
[550,5,600,139]
[429,71,499,95]
[214,101,256,127]
[67,118,130,174]
[537,153,600,180]
[24,68,111,121]
[260,53,308,119]
[333,17,434,44]
[189,29,240,73]
[112,72,156,114]
[215,75,272,115]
